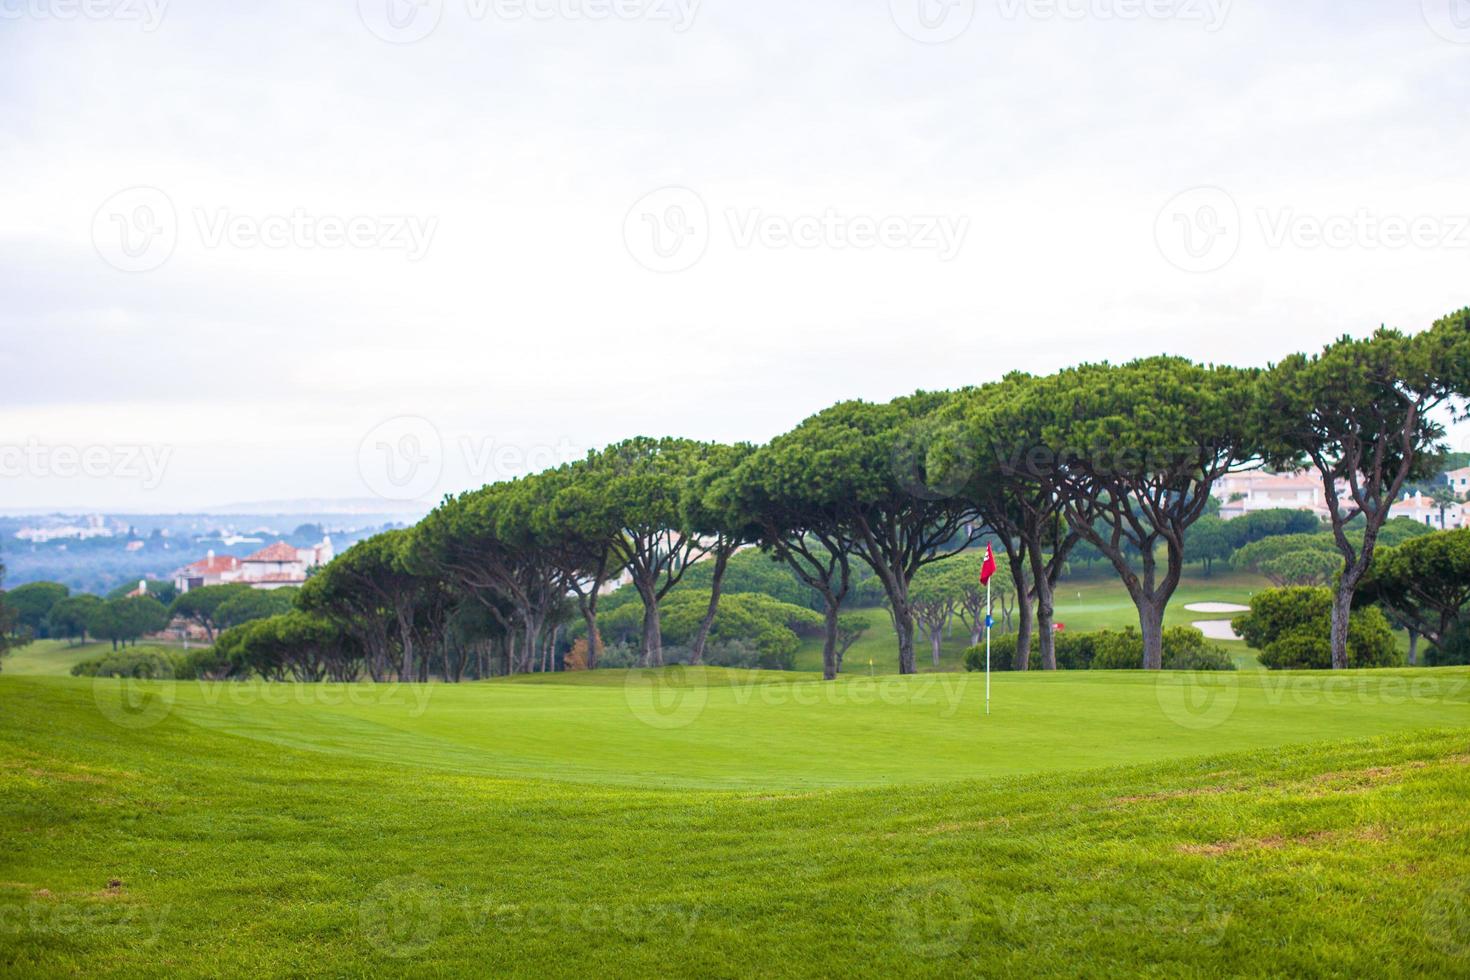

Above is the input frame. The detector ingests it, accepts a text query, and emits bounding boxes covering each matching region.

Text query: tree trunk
[1407,629,1419,667]
[396,608,416,682]
[637,583,663,667]
[1034,593,1056,670]
[690,549,730,666]
[1028,546,1057,671]
[930,627,943,668]
[1139,600,1165,671]
[521,617,540,675]
[580,605,602,671]
[1086,528,1183,672]
[1005,548,1033,670]
[1013,590,1033,671]
[821,603,840,681]
[893,601,917,675]
[1329,583,1353,671]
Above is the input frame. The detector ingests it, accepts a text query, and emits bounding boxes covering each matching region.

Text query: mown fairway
[3,664,1470,977]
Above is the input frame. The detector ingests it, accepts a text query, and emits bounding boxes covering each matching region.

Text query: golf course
[3,645,1469,976]
[3,330,1468,976]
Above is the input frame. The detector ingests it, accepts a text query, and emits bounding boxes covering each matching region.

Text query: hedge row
[964,626,1235,672]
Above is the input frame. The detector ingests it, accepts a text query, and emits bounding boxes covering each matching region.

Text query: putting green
[55,666,1470,790]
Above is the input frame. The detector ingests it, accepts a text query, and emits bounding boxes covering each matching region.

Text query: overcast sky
[1,0,1467,513]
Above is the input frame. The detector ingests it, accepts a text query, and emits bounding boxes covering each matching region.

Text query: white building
[1391,492,1468,531]
[173,536,333,593]
[1445,467,1470,497]
[1212,471,1336,521]
[173,551,244,593]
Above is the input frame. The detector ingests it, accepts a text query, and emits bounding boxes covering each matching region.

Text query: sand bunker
[1184,602,1250,613]
[1193,620,1242,641]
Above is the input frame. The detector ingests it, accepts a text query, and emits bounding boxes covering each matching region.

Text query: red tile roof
[180,555,240,575]
[243,541,301,563]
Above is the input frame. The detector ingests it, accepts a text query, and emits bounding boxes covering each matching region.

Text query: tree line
[246,310,1470,679]
[4,310,1467,681]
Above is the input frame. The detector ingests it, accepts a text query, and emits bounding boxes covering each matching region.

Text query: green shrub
[963,637,1018,672]
[589,592,816,668]
[965,626,1233,671]
[977,629,1098,671]
[175,646,234,680]
[1052,631,1098,670]
[1083,626,1231,671]
[1425,621,1470,667]
[1090,628,1144,670]
[660,645,695,666]
[1341,608,1401,668]
[704,638,762,670]
[596,641,639,669]
[960,629,1097,671]
[1258,633,1331,670]
[70,649,180,679]
[1234,587,1401,669]
[1166,643,1236,672]
[1232,587,1324,649]
[1160,626,1235,671]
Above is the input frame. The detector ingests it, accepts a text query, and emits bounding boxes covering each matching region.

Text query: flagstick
[985,576,991,717]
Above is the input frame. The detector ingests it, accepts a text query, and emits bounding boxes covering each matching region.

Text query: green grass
[0,570,1459,975]
[3,667,1470,976]
[19,667,1470,791]
[0,640,187,678]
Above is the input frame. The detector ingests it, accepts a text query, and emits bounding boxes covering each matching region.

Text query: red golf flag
[980,543,997,585]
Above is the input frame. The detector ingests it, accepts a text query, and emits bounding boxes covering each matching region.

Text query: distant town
[0,510,413,594]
